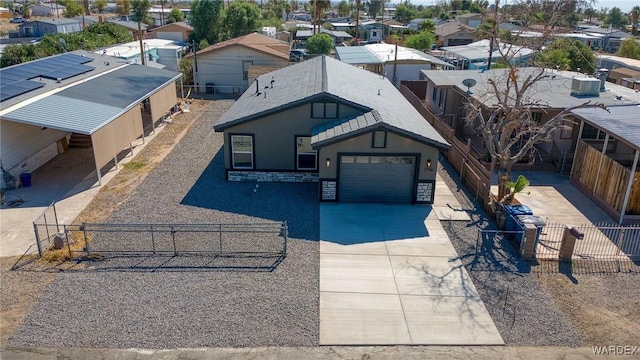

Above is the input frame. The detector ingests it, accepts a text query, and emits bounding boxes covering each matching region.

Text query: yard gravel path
[435,157,581,346]
[7,100,320,349]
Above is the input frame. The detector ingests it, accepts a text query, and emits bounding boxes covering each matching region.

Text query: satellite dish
[462,78,477,94]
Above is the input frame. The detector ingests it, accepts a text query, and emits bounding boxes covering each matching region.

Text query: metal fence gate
[33,203,288,260]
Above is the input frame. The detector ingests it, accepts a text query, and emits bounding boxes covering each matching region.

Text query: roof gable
[436,21,475,37]
[196,32,289,59]
[215,56,450,149]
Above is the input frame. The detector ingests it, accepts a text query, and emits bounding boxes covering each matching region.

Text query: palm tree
[631,6,640,35]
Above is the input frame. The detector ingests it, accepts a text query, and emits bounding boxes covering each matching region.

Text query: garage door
[339,155,415,203]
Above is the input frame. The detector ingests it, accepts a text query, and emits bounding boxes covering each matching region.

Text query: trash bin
[504,204,533,241]
[19,172,31,187]
[517,215,546,254]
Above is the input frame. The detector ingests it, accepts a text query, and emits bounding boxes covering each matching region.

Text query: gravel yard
[6,100,320,348]
[435,158,581,346]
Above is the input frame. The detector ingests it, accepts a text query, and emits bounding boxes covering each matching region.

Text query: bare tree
[465,1,606,200]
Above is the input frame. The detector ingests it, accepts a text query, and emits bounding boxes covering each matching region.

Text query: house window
[438,88,445,110]
[531,112,541,123]
[231,135,253,169]
[296,136,317,170]
[23,27,34,36]
[311,102,338,119]
[242,60,253,80]
[372,130,386,148]
[432,87,438,101]
[581,123,606,140]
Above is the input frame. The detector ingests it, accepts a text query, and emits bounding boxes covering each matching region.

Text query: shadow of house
[181,149,319,241]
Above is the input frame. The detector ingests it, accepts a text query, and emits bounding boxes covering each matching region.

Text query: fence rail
[33,203,288,261]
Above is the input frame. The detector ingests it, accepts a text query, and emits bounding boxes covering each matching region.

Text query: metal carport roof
[334,47,382,65]
[2,64,181,135]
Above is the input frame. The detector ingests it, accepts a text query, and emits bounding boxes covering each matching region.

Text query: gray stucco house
[214,56,450,204]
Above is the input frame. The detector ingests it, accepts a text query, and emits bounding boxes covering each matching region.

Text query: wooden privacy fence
[400,84,491,205]
[572,140,640,215]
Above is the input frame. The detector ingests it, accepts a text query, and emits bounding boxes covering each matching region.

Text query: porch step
[68,134,92,149]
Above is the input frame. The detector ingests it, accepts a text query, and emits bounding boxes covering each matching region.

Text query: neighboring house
[456,13,483,28]
[213,56,450,204]
[107,20,149,40]
[149,21,193,43]
[597,54,640,82]
[0,7,11,19]
[554,33,605,51]
[0,50,180,183]
[608,67,640,85]
[576,26,631,53]
[435,21,475,47]
[17,18,82,38]
[362,20,408,43]
[98,38,187,71]
[71,15,104,27]
[417,67,639,170]
[29,3,65,17]
[295,28,353,46]
[439,39,535,70]
[335,43,454,86]
[191,32,289,95]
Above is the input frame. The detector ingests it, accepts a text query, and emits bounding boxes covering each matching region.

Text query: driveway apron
[319,203,504,345]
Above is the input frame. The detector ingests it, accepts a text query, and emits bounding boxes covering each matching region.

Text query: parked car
[289,49,307,62]
[10,17,28,23]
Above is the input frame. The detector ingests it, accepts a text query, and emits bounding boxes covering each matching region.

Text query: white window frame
[296,136,317,170]
[231,135,253,169]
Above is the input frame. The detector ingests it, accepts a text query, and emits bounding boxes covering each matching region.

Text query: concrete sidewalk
[0,345,622,359]
[319,200,502,345]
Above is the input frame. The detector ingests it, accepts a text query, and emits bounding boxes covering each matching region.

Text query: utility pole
[138,22,145,65]
[313,0,317,35]
[355,0,360,43]
[486,0,499,70]
[192,40,199,94]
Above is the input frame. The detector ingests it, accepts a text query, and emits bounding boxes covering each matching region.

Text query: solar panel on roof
[0,53,95,101]
[42,65,94,80]
[0,80,44,102]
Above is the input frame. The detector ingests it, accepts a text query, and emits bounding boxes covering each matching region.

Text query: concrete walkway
[319,174,503,345]
[0,126,167,257]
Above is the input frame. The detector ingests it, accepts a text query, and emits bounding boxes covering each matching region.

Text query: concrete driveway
[319,203,504,345]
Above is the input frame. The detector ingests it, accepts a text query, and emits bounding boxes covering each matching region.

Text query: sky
[407,0,639,13]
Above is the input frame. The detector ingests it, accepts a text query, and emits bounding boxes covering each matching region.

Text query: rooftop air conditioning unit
[571,78,600,97]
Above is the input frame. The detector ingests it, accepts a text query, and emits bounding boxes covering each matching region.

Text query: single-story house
[149,21,193,43]
[295,28,353,46]
[107,20,149,40]
[97,38,188,71]
[29,3,65,17]
[435,21,475,47]
[213,55,451,204]
[17,18,82,38]
[0,7,11,19]
[456,13,482,28]
[0,50,180,183]
[439,39,535,70]
[335,43,454,86]
[190,32,289,95]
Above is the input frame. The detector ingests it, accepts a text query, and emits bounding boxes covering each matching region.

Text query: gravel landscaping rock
[436,158,581,346]
[7,100,319,349]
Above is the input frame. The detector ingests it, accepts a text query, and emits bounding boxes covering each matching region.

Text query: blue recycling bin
[504,204,532,242]
[19,172,31,187]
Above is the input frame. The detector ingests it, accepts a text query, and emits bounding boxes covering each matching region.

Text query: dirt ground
[537,273,640,346]
[0,100,211,347]
[1,99,640,348]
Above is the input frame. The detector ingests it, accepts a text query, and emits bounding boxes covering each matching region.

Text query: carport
[1,65,181,184]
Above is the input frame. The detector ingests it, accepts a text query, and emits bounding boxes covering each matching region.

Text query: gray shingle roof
[312,111,381,145]
[571,105,640,150]
[215,56,450,149]
[2,64,181,135]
